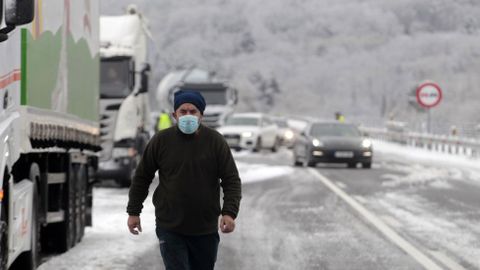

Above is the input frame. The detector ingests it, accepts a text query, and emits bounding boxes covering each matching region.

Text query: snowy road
[38,141,480,270]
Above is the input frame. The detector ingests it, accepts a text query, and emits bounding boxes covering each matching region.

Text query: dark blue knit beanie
[173,90,206,114]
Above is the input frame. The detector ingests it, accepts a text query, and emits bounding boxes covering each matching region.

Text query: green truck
[0,1,100,269]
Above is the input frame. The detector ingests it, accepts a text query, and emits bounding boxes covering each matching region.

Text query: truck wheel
[362,162,372,169]
[75,164,87,243]
[55,163,77,252]
[0,187,8,270]
[67,164,78,249]
[12,164,41,270]
[118,156,137,188]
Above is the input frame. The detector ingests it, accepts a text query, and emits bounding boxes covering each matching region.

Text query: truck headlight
[242,131,253,138]
[284,130,294,140]
[362,139,372,148]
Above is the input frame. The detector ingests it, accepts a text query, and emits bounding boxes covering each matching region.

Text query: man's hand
[219,215,235,233]
[128,215,142,235]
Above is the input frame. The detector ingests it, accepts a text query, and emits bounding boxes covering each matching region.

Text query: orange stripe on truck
[0,70,21,89]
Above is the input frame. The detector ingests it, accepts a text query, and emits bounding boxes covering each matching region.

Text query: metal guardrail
[361,127,480,159]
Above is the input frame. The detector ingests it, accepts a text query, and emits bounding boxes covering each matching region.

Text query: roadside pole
[416,81,443,134]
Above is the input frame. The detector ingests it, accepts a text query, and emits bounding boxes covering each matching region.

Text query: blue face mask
[178,115,200,134]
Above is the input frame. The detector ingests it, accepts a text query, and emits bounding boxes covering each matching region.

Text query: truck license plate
[334,151,354,158]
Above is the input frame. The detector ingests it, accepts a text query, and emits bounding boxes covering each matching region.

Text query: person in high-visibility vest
[157,110,172,131]
[335,111,345,123]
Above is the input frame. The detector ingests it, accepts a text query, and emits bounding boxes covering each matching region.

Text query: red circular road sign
[416,82,442,108]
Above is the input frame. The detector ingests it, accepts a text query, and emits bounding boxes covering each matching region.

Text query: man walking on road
[127,90,242,270]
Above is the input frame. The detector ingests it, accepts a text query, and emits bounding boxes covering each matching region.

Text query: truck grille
[202,113,221,128]
[99,100,122,161]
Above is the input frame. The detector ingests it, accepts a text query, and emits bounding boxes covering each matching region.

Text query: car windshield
[310,123,361,137]
[273,119,288,128]
[225,117,259,126]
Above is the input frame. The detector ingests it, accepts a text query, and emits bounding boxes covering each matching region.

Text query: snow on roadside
[373,139,480,187]
[374,192,480,269]
[37,159,292,269]
[373,139,480,171]
[38,186,158,270]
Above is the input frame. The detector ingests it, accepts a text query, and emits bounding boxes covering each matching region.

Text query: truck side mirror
[232,88,238,105]
[129,60,135,91]
[0,0,3,25]
[5,0,35,26]
[139,63,150,94]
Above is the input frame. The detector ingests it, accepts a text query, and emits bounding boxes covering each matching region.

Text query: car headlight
[242,131,253,138]
[312,139,323,147]
[362,139,372,148]
[284,130,294,140]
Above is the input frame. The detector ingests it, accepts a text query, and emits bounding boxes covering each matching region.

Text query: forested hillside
[101,0,480,131]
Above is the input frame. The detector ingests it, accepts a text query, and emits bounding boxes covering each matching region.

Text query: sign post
[416,82,443,133]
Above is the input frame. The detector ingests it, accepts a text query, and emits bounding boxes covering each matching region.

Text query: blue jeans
[156,227,220,270]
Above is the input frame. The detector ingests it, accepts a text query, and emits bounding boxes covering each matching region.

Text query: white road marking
[308,169,444,270]
[335,181,347,189]
[352,195,367,204]
[380,215,402,228]
[429,251,467,270]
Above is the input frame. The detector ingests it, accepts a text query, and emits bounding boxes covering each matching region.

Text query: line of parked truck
[0,1,163,269]
[0,1,243,268]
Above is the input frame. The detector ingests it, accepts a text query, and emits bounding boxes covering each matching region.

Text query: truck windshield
[197,89,227,105]
[100,59,131,98]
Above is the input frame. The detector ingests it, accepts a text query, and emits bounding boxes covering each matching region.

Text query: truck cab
[97,6,151,187]
[172,82,237,128]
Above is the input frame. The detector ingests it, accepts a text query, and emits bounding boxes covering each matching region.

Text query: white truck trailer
[156,68,238,128]
[0,1,100,269]
[97,6,151,187]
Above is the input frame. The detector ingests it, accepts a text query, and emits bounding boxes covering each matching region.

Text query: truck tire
[75,164,87,243]
[117,155,139,188]
[0,187,8,270]
[12,164,41,270]
[55,163,78,252]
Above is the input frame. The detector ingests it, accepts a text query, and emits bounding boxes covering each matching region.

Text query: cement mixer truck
[0,0,100,269]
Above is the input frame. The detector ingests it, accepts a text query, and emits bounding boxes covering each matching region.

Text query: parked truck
[0,0,100,269]
[156,68,237,128]
[96,5,151,187]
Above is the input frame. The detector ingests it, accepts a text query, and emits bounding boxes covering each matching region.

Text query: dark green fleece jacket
[127,124,242,235]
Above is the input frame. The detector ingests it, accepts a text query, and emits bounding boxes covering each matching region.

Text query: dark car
[292,122,373,168]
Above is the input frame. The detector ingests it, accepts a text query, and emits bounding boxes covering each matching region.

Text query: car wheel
[362,162,372,169]
[253,137,262,152]
[293,154,303,167]
[271,138,279,152]
[304,154,316,167]
[306,161,316,167]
